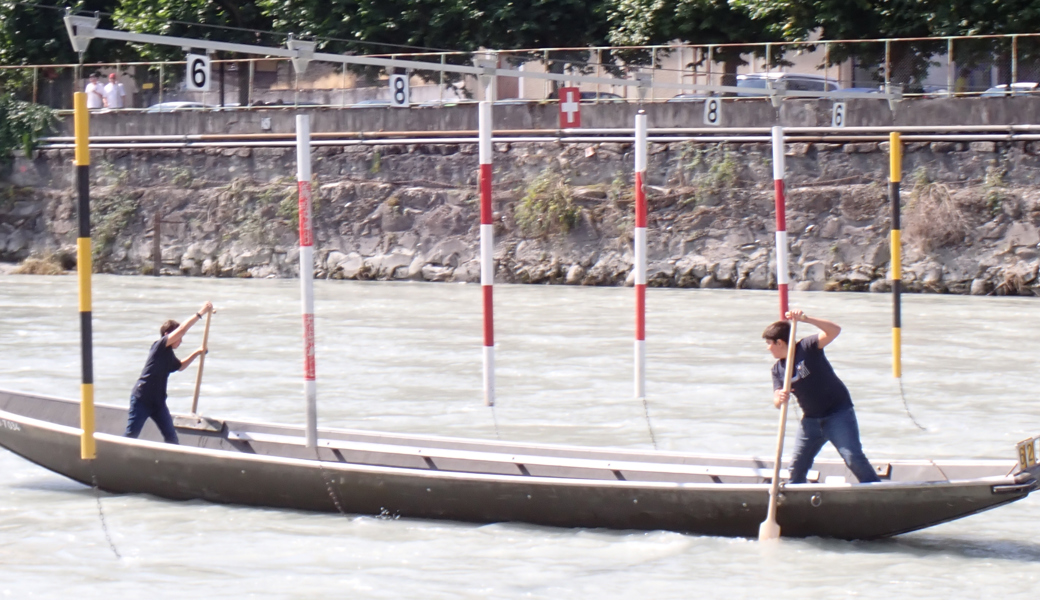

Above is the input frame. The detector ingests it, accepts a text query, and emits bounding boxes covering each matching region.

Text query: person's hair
[160,320,179,336]
[762,320,791,344]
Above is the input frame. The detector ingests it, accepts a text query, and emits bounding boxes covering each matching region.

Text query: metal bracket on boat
[173,414,224,432]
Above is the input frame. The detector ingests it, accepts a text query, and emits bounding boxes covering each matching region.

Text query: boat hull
[0,389,1035,540]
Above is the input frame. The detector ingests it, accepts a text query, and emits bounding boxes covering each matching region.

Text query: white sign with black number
[832,102,847,128]
[185,53,211,92]
[703,97,722,126]
[389,74,410,107]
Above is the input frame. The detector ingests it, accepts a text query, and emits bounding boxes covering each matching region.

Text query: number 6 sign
[185,53,211,92]
[389,74,410,107]
[703,97,722,126]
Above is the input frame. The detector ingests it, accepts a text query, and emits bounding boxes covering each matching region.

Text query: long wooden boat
[1,388,1037,540]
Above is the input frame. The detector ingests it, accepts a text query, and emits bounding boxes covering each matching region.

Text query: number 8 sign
[185,53,211,92]
[703,97,722,126]
[389,74,410,107]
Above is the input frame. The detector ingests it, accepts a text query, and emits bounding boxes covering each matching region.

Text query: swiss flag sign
[558,87,581,129]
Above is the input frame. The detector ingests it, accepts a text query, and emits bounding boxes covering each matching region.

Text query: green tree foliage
[262,0,610,91]
[0,94,57,159]
[113,0,275,105]
[0,1,127,66]
[606,0,785,85]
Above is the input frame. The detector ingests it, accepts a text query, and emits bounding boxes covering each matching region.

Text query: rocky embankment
[3,138,1040,295]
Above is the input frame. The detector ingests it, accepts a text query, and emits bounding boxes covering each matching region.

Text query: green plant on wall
[0,94,56,160]
[680,143,739,206]
[515,167,581,237]
[92,192,138,264]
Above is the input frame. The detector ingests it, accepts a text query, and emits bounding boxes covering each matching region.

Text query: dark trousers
[789,407,880,484]
[125,394,179,444]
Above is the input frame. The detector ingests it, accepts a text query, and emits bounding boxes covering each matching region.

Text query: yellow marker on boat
[74,92,95,460]
[890,132,902,379]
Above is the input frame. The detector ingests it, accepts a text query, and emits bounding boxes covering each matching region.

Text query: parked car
[547,90,625,103]
[352,99,392,107]
[667,93,711,102]
[981,82,1040,97]
[736,73,840,96]
[144,101,212,113]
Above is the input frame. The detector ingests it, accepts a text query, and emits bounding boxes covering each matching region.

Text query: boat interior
[0,389,1019,486]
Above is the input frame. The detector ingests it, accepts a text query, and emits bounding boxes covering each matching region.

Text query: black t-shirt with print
[131,335,182,402]
[771,334,853,418]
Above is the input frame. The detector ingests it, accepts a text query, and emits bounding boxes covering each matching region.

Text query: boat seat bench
[226,430,820,482]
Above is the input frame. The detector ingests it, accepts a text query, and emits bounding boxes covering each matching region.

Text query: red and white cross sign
[558,87,581,128]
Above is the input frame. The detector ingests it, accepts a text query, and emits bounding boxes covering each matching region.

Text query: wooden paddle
[759,318,798,542]
[190,309,214,415]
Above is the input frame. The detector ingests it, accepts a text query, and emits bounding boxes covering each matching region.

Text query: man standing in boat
[763,309,880,484]
[125,301,214,444]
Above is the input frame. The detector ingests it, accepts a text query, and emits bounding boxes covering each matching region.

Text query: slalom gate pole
[74,92,95,460]
[772,126,789,319]
[634,111,648,402]
[889,132,902,378]
[479,100,495,407]
[296,114,318,448]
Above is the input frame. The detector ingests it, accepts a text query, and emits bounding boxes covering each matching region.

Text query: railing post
[158,62,164,106]
[248,59,255,107]
[650,47,657,102]
[707,46,714,87]
[885,39,891,90]
[948,38,955,96]
[1012,35,1019,87]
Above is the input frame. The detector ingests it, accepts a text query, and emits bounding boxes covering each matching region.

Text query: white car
[145,101,212,113]
[736,73,840,96]
[981,82,1040,97]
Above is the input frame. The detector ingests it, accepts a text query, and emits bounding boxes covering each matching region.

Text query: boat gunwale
[0,405,1022,493]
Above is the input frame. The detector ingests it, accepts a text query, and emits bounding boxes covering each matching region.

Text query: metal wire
[88,465,122,560]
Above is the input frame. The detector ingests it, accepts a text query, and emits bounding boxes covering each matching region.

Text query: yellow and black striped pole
[74,92,96,460]
[890,132,902,379]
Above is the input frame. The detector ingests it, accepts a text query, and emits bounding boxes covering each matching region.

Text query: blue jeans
[789,407,879,484]
[125,395,179,444]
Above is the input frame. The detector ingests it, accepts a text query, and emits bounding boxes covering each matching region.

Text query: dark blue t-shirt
[771,334,853,419]
[132,335,182,402]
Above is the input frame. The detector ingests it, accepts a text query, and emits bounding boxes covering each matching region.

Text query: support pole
[74,92,95,460]
[479,100,495,406]
[890,132,902,378]
[772,126,789,319]
[296,114,318,448]
[634,111,648,401]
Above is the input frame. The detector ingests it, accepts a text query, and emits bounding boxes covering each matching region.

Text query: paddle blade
[758,517,781,542]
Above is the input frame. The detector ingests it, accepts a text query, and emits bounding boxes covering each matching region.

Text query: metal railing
[4,32,1040,110]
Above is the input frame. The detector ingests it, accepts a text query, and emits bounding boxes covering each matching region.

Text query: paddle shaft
[762,320,799,536]
[190,310,213,414]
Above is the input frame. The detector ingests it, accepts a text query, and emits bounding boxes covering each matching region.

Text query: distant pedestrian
[103,73,126,109]
[84,74,104,109]
[125,301,213,444]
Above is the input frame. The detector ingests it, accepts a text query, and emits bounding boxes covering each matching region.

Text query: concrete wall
[56,96,1040,138]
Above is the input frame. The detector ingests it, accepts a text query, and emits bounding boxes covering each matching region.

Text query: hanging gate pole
[74,92,96,460]
[479,100,495,407]
[634,111,648,401]
[296,114,318,447]
[772,126,789,319]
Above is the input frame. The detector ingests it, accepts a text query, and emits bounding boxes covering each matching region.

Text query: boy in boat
[125,301,213,444]
[763,309,880,484]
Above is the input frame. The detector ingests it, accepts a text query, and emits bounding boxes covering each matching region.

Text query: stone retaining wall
[2,137,1040,295]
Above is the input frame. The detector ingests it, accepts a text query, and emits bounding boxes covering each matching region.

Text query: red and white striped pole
[296,114,318,447]
[479,100,495,407]
[634,111,648,400]
[772,125,790,319]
